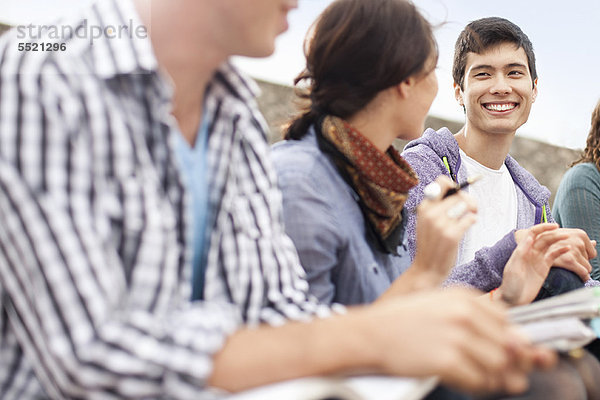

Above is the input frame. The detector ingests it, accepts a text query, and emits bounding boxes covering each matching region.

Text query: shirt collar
[86,0,261,102]
[88,0,158,78]
[209,62,261,104]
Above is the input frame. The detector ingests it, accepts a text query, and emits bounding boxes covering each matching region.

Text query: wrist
[488,287,499,301]
[410,259,448,287]
[383,264,444,299]
[411,267,446,291]
[336,308,385,372]
[493,286,518,306]
[514,229,526,244]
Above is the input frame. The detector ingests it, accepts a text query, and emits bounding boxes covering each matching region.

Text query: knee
[524,359,587,400]
[567,351,600,400]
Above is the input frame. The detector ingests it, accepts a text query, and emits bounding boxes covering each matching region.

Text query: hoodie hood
[504,156,550,210]
[404,127,458,164]
[403,127,462,183]
[403,127,550,207]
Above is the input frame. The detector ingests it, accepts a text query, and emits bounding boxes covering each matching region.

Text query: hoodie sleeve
[444,231,517,291]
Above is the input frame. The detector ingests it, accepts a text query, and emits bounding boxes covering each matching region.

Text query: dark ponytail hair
[572,99,600,171]
[285,0,437,140]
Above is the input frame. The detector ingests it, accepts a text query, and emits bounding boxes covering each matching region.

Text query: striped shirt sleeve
[202,66,338,326]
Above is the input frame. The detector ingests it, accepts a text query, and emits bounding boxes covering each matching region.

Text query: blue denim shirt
[271,127,411,306]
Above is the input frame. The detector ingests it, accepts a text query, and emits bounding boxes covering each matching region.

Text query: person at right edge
[554,99,600,281]
[553,99,600,369]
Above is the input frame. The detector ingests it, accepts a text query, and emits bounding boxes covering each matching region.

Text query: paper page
[226,375,437,400]
[510,287,600,323]
[226,377,361,400]
[518,316,596,351]
[345,375,438,400]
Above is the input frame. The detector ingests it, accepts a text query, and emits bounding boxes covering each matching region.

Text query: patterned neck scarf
[316,115,419,253]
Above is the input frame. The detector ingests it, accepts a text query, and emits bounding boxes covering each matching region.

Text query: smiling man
[402,17,598,305]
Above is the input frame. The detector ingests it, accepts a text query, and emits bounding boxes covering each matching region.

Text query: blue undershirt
[174,117,210,300]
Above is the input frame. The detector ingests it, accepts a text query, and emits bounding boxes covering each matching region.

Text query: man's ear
[532,78,538,103]
[453,82,464,106]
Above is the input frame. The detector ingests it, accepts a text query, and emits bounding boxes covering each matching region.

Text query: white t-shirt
[457,149,518,265]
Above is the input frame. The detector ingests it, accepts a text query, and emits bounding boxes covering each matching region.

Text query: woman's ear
[397,76,416,99]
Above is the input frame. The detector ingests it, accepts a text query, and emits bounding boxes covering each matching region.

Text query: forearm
[209,309,378,392]
[212,289,558,396]
[380,265,446,300]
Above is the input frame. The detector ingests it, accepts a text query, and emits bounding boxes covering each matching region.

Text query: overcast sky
[2,0,599,149]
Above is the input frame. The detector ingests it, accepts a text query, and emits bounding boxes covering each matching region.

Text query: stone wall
[255,79,581,206]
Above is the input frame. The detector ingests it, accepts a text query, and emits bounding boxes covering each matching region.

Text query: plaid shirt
[0,1,329,398]
[202,67,333,326]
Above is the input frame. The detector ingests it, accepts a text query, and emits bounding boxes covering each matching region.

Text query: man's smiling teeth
[484,103,516,111]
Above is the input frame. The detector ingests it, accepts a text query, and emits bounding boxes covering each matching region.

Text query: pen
[442,174,483,199]
[423,174,483,200]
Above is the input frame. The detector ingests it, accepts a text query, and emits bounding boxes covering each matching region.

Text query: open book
[227,375,438,400]
[511,287,600,351]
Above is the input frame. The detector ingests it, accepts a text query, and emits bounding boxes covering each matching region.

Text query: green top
[553,162,600,280]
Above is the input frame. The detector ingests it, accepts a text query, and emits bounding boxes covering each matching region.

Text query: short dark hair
[285,0,437,140]
[452,17,537,90]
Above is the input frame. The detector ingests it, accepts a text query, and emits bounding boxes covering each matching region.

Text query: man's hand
[211,288,557,395]
[369,288,556,394]
[500,225,571,305]
[515,225,595,282]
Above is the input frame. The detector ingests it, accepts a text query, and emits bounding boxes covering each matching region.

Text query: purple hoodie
[401,127,554,291]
